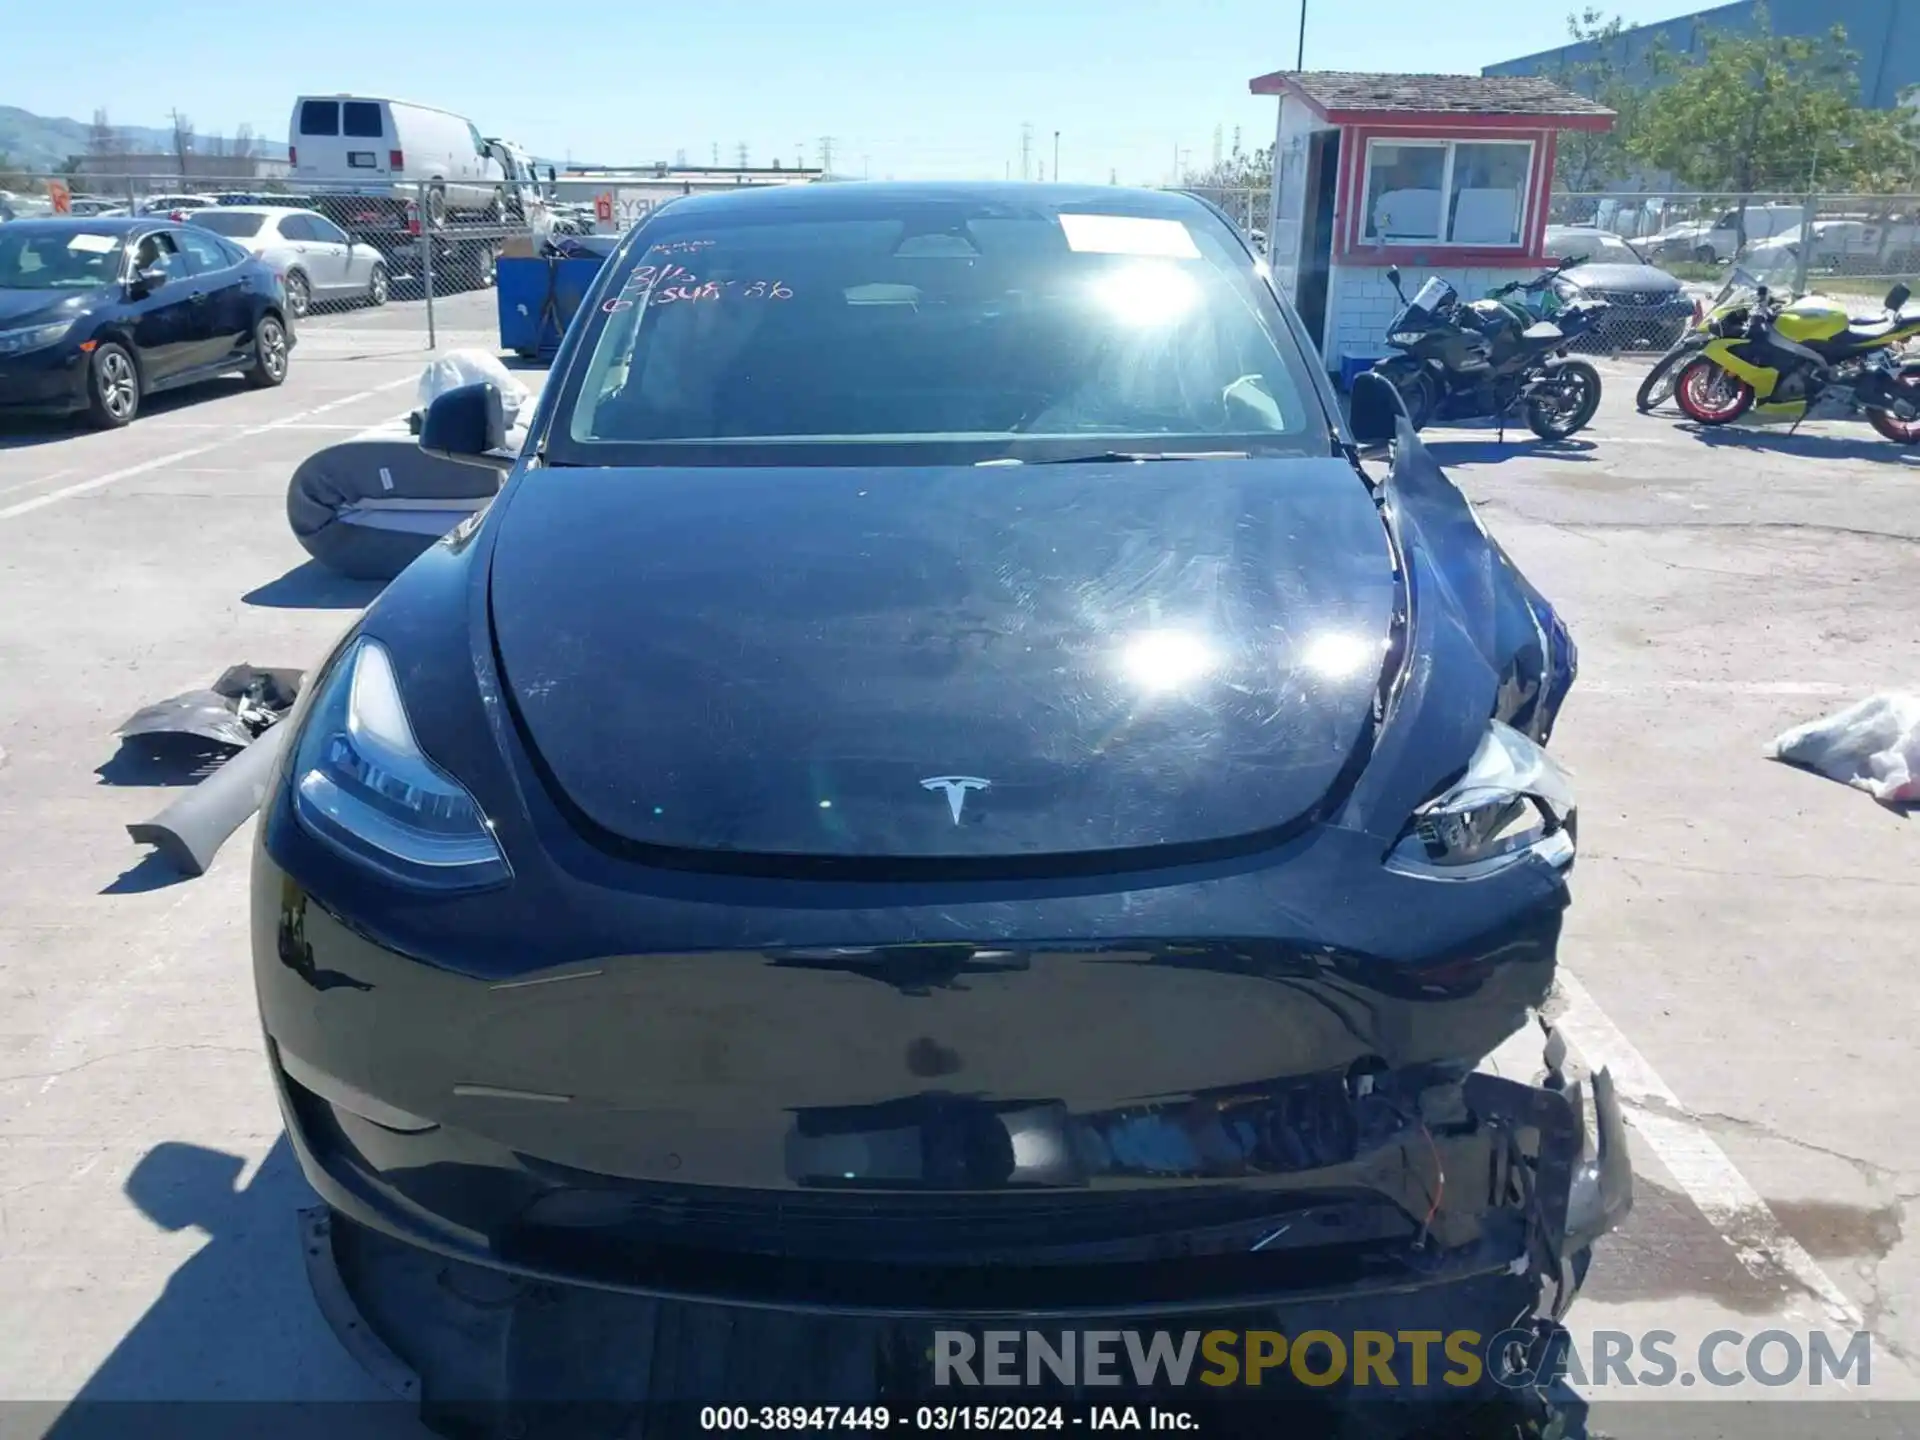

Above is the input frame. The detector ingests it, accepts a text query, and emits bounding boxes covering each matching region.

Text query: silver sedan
[183,205,389,318]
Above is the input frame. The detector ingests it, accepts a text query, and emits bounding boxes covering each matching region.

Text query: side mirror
[1348,369,1410,448]
[420,382,507,468]
[1385,265,1401,286]
[1888,283,1911,312]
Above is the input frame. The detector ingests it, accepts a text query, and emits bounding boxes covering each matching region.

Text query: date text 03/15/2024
[698,1405,1200,1431]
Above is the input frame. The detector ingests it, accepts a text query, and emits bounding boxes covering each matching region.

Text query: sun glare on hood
[1122,628,1218,692]
[1300,631,1386,679]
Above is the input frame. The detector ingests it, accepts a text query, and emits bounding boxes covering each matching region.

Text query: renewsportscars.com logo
[932,1329,1874,1392]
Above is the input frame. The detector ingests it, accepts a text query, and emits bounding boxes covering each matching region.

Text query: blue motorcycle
[1371,258,1609,439]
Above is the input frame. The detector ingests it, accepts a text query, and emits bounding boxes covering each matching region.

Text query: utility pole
[1295,0,1307,68]
[797,143,806,170]
[1109,167,1118,185]
[674,148,687,168]
[1053,130,1060,182]
[737,142,749,169]
[1020,122,1033,181]
[818,136,836,174]
[863,154,870,179]
[711,142,720,165]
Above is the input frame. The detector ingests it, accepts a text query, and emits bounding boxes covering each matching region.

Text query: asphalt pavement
[1,311,1917,1435]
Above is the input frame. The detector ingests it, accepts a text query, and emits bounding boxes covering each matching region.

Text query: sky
[7,0,1703,185]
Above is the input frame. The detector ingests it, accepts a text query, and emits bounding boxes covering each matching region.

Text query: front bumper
[0,343,89,414]
[258,858,1630,1319]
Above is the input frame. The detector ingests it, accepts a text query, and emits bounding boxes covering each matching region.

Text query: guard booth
[1247,71,1615,381]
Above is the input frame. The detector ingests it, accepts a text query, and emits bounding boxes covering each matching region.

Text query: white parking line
[1550,966,1867,1334]
[0,378,416,524]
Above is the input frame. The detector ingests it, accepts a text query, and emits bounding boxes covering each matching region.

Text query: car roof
[191,205,309,217]
[643,180,1220,224]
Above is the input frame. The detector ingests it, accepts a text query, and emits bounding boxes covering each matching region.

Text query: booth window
[1361,139,1534,246]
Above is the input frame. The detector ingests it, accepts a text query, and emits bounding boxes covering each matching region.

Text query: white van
[289,96,530,223]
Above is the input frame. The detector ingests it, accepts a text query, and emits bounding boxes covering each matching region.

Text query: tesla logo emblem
[921,775,989,825]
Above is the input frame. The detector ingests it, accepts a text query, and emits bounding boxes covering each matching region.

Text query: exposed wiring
[1413,1119,1446,1250]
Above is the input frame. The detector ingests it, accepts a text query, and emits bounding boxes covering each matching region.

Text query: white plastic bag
[416,349,530,428]
[1767,692,1920,804]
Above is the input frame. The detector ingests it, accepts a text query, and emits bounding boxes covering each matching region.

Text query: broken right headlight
[1386,720,1575,880]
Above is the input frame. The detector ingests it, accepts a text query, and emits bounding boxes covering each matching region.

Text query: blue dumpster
[1339,354,1385,391]
[497,254,609,359]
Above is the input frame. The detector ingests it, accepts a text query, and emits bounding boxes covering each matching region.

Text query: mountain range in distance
[0,105,289,170]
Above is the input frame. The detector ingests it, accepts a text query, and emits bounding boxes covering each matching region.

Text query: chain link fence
[4,170,546,356]
[1169,185,1272,252]
[1544,191,1920,355]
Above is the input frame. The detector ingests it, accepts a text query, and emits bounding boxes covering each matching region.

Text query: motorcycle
[1372,259,1609,441]
[1671,281,1920,443]
[1636,249,1804,413]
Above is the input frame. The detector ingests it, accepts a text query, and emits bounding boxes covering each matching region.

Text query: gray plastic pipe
[127,722,292,877]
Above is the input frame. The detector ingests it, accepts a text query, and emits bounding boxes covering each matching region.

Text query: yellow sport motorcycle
[1672,281,1920,442]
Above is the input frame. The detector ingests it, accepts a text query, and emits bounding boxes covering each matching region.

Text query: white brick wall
[1322,264,1523,373]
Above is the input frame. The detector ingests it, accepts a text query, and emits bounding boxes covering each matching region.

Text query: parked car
[66,196,122,217]
[1744,218,1920,277]
[0,191,54,222]
[0,217,292,429]
[1542,225,1696,350]
[186,205,389,316]
[135,193,223,219]
[289,95,539,223]
[1644,203,1803,265]
[252,182,1627,1351]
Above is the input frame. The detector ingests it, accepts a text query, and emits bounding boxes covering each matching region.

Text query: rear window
[343,102,383,138]
[300,101,339,136]
[189,211,264,238]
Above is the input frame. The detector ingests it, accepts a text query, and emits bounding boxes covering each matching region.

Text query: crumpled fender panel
[1334,424,1576,842]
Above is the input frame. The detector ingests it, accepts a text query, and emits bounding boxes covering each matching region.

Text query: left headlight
[290,636,511,891]
[1386,720,1575,880]
[0,320,75,357]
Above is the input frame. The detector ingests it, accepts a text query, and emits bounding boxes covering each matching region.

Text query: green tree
[1631,0,1915,195]
[1551,9,1657,189]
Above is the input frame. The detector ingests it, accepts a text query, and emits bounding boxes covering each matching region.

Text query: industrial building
[1484,0,1920,109]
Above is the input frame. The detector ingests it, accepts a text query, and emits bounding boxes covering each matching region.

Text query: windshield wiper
[977,450,1252,466]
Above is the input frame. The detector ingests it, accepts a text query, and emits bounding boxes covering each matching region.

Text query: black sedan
[0,216,292,428]
[252,184,1628,1370]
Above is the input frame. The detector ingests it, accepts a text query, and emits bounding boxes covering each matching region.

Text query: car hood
[488,458,1401,866]
[1565,263,1681,293]
[0,288,99,327]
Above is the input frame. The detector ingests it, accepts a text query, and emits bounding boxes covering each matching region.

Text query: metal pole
[1053,131,1060,182]
[1794,192,1815,299]
[1295,0,1307,68]
[420,181,437,349]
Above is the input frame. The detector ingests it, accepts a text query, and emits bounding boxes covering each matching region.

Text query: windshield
[0,228,125,289]
[551,196,1327,466]
[1578,233,1643,264]
[188,211,265,238]
[1410,277,1452,313]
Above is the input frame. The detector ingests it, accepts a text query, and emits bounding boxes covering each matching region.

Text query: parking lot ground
[1,338,1918,1433]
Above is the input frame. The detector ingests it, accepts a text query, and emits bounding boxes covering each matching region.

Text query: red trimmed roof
[1249,71,1615,131]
